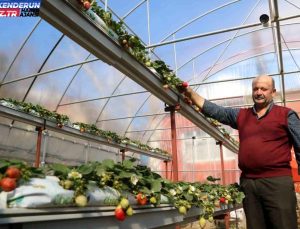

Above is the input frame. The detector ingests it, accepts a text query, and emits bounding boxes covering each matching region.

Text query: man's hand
[183,87,205,109]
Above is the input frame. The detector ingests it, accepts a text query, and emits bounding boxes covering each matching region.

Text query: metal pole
[217,141,226,185]
[269,0,286,106]
[170,108,179,181]
[146,0,151,53]
[35,127,43,167]
[41,130,48,166]
[173,34,178,75]
[192,136,196,182]
[84,143,90,164]
[164,160,168,180]
[121,149,125,162]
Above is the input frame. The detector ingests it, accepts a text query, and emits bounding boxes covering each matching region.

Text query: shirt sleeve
[287,110,300,174]
[202,100,240,129]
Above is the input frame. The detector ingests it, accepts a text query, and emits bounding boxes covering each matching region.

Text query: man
[183,75,300,229]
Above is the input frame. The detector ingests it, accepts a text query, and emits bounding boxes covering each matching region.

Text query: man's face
[252,76,276,109]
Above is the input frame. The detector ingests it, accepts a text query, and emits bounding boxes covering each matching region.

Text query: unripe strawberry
[75,195,88,207]
[126,206,133,216]
[214,200,220,207]
[145,61,152,67]
[199,217,206,228]
[150,196,157,204]
[178,206,187,215]
[120,198,129,209]
[208,216,214,222]
[225,194,232,201]
[63,180,73,189]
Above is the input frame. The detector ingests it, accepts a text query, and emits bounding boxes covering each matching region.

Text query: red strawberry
[5,167,21,180]
[136,193,147,205]
[0,177,17,192]
[57,123,63,128]
[219,197,226,203]
[83,1,91,10]
[115,206,126,221]
[182,81,189,88]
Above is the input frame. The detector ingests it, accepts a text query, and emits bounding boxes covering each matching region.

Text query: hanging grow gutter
[39,0,238,153]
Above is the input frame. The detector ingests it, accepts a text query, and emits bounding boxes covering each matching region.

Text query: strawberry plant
[0,158,245,225]
[0,159,45,192]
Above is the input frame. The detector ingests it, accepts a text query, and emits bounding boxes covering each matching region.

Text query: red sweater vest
[237,105,292,178]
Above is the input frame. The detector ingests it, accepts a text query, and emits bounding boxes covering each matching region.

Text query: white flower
[169,189,176,196]
[68,170,82,179]
[189,185,195,192]
[130,174,139,185]
[176,186,183,194]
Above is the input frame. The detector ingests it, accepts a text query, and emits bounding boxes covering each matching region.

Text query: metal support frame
[0,105,171,161]
[164,160,169,180]
[216,141,226,185]
[269,0,286,106]
[120,148,126,162]
[34,119,46,167]
[0,204,242,228]
[35,127,43,168]
[165,104,179,181]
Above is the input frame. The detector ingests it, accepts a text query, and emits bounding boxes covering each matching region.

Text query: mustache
[254,95,265,99]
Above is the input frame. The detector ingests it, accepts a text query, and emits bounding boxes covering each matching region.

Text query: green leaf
[151,180,162,192]
[119,171,132,179]
[0,160,10,171]
[122,159,134,169]
[236,192,245,204]
[29,167,45,178]
[102,159,115,169]
[121,182,130,191]
[95,166,106,176]
[140,186,151,194]
[49,163,70,176]
[183,193,193,201]
[7,159,24,166]
[77,164,94,175]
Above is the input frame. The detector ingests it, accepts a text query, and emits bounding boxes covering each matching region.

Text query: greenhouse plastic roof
[0,0,300,166]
